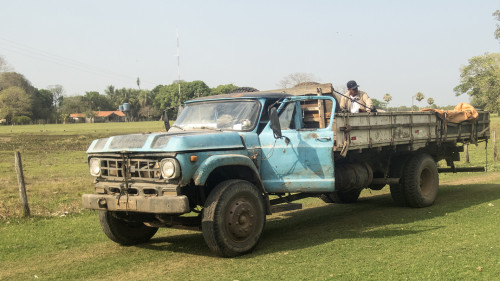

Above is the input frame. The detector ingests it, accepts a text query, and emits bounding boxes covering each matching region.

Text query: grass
[0,121,164,218]
[0,182,499,280]
[0,116,499,279]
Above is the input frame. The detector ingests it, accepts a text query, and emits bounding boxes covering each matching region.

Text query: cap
[347,80,359,90]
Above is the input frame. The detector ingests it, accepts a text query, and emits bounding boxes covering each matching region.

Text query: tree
[454,53,500,112]
[278,73,317,88]
[47,85,64,123]
[154,80,211,119]
[83,91,113,111]
[47,85,64,108]
[427,97,435,107]
[0,86,32,123]
[494,10,500,41]
[211,84,238,96]
[0,55,12,72]
[415,92,425,102]
[371,98,386,110]
[383,93,392,110]
[32,89,54,123]
[0,72,35,96]
[60,96,88,115]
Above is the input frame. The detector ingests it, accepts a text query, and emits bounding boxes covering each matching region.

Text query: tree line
[0,69,245,124]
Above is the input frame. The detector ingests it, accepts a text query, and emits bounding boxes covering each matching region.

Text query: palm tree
[412,92,425,110]
[383,93,392,110]
[427,97,435,107]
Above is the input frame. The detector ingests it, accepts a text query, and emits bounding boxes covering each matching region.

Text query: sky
[0,0,499,107]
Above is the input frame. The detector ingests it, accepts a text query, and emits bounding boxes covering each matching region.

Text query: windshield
[172,100,261,131]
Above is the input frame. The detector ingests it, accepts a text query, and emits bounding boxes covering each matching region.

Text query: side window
[278,102,296,130]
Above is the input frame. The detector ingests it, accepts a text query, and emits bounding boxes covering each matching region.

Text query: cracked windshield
[172,100,261,131]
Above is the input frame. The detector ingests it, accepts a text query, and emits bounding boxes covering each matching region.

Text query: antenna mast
[177,28,181,103]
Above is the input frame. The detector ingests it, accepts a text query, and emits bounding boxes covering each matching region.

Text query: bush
[12,115,32,125]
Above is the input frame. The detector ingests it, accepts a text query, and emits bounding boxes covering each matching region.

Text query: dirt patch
[440,172,500,186]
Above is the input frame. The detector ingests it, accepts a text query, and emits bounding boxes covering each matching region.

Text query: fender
[193,154,262,188]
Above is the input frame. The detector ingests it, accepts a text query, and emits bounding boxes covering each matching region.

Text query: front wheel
[202,180,266,257]
[99,211,158,245]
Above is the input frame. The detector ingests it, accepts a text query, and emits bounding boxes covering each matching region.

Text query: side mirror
[269,107,282,139]
[163,110,170,131]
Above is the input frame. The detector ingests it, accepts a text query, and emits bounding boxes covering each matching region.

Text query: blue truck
[82,84,490,257]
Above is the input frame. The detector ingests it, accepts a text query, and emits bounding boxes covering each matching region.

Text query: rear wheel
[202,180,266,257]
[99,211,158,245]
[400,154,439,208]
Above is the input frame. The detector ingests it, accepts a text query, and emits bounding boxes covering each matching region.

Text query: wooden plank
[258,83,333,95]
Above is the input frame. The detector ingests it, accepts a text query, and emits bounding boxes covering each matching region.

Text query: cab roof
[190,92,291,102]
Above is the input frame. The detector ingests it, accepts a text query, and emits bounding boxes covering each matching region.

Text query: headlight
[89,158,101,176]
[160,158,180,179]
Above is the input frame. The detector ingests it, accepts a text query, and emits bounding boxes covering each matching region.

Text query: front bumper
[82,194,190,214]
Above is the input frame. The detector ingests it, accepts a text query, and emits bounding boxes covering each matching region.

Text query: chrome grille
[100,158,161,180]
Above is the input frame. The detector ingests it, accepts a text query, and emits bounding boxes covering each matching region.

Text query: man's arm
[339,96,347,111]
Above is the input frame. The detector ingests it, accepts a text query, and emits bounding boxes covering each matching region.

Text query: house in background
[68,111,126,123]
[69,113,86,123]
[94,111,126,123]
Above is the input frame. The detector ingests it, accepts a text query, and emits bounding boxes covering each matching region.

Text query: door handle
[315,137,332,141]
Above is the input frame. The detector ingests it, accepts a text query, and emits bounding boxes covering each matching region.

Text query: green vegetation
[0,117,499,280]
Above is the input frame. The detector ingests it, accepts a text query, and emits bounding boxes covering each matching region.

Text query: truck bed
[333,111,490,152]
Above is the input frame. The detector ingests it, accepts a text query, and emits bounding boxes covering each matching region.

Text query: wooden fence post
[494,130,497,162]
[465,143,469,163]
[15,151,30,217]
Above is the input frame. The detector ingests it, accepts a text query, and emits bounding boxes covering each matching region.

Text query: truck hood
[86,131,245,153]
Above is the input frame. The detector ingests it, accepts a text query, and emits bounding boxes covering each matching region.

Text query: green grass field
[0,117,499,280]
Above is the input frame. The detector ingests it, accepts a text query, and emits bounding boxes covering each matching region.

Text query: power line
[0,35,156,88]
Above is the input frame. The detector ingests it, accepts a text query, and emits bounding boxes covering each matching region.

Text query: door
[259,96,336,193]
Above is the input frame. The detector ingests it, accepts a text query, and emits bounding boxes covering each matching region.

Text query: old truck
[82,83,490,257]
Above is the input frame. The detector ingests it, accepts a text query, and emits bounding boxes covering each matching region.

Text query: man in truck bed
[339,80,373,113]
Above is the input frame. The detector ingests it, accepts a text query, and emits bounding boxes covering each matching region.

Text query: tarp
[421,102,478,124]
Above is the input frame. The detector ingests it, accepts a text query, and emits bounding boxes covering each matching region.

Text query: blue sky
[0,0,499,106]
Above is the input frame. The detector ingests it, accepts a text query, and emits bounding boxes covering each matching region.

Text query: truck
[82,83,490,257]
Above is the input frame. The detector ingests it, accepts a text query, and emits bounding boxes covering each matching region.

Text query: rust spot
[311,133,318,138]
[283,149,286,153]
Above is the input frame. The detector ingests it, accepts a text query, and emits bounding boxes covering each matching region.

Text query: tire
[331,189,362,203]
[400,154,439,208]
[99,211,158,245]
[202,180,266,257]
[388,155,409,206]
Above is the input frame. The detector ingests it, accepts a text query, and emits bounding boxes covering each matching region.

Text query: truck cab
[83,92,340,257]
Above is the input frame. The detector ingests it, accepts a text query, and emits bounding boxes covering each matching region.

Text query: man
[340,80,373,113]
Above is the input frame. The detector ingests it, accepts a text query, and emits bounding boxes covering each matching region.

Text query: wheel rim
[225,197,258,242]
[419,167,434,197]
